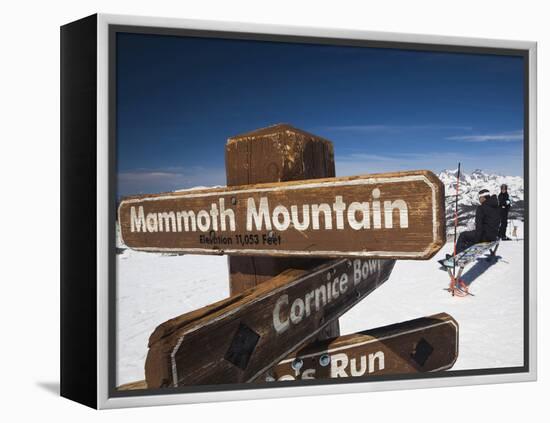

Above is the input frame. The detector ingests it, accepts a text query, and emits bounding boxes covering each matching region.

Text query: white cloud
[446,131,523,142]
[323,124,473,133]
[335,151,522,177]
[341,153,401,162]
[118,166,226,197]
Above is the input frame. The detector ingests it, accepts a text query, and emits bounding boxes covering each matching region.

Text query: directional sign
[263,313,458,382]
[118,170,445,260]
[119,313,457,390]
[144,258,395,388]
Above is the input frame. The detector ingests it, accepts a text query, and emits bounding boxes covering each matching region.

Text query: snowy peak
[438,168,523,204]
[438,168,461,181]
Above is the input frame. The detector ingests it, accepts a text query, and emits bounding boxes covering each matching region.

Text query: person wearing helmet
[498,184,512,240]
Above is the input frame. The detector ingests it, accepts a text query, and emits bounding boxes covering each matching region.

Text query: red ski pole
[453,163,461,275]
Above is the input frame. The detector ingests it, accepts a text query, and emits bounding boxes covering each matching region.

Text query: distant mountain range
[438,168,524,238]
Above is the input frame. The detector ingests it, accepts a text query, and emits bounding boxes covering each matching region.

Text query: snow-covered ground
[340,239,524,371]
[116,253,230,385]
[116,233,525,385]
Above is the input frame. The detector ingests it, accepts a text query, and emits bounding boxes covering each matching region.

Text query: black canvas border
[106,24,531,399]
[60,13,98,409]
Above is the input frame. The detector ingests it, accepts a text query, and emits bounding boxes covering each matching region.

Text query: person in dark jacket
[498,184,512,240]
[447,189,500,260]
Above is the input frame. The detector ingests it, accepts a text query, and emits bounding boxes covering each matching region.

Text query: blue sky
[116,32,524,197]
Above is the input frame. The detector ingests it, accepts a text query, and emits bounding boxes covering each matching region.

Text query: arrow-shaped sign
[264,313,458,382]
[145,258,395,388]
[119,170,445,260]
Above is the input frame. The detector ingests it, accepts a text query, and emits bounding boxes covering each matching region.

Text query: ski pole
[453,163,461,276]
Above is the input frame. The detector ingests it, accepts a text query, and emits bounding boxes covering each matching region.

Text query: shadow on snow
[461,255,506,287]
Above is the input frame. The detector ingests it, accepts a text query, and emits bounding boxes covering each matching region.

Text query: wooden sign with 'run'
[265,313,458,382]
[118,170,445,260]
[144,258,395,388]
[117,312,457,391]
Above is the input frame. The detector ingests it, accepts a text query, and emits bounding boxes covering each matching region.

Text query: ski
[440,241,500,268]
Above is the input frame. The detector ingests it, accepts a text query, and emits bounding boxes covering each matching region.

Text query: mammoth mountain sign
[119,170,445,259]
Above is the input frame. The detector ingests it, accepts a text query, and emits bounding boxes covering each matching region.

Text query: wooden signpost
[144,258,395,388]
[224,125,337,335]
[118,170,445,260]
[224,124,343,338]
[116,124,454,391]
[265,313,458,382]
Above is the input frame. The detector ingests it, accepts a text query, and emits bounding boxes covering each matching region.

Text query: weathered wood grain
[264,312,458,381]
[225,123,335,187]
[117,380,148,391]
[118,170,445,260]
[225,123,339,337]
[144,258,395,388]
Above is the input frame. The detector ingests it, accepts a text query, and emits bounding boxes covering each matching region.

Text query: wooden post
[225,123,340,338]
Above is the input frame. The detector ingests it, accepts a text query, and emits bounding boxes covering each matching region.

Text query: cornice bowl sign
[119,170,446,260]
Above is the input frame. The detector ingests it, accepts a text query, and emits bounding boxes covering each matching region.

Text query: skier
[498,184,512,240]
[439,189,500,265]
